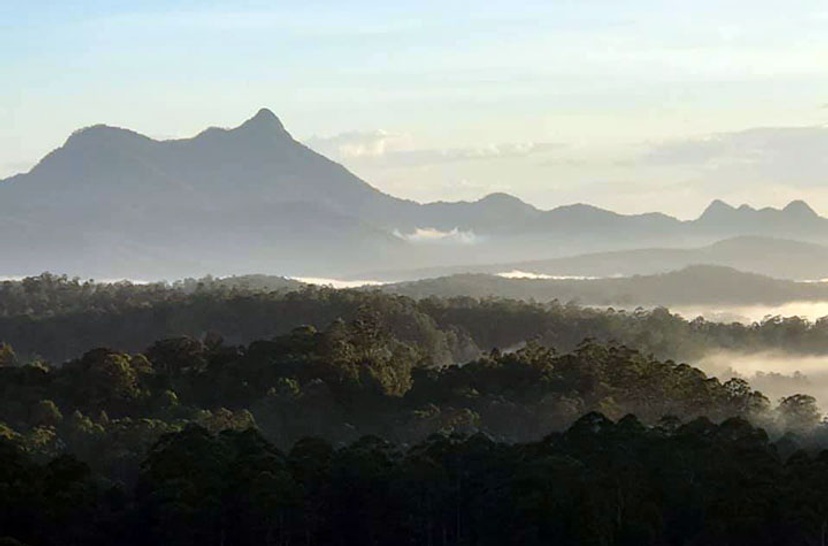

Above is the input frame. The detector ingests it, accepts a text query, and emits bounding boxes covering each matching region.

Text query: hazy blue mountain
[691,199,824,237]
[381,265,828,307]
[363,236,828,282]
[4,109,828,279]
[0,109,416,278]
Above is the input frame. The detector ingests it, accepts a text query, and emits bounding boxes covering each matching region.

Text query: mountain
[3,109,405,218]
[0,109,417,278]
[362,236,828,282]
[692,199,823,236]
[381,265,828,308]
[4,109,828,279]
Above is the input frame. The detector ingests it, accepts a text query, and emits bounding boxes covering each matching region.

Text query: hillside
[382,265,828,307]
[367,236,828,282]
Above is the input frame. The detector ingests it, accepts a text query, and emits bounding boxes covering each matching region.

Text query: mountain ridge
[380,264,828,308]
[358,236,828,282]
[3,110,819,223]
[3,109,828,279]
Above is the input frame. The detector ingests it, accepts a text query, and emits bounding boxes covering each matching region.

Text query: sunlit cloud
[291,277,387,289]
[497,270,601,280]
[305,131,562,167]
[642,126,828,190]
[392,227,480,245]
[305,130,412,159]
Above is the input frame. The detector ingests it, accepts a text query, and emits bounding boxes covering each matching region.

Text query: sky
[2,0,828,218]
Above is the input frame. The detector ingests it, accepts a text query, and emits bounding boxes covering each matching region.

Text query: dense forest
[5,415,828,545]
[4,274,828,544]
[5,273,828,365]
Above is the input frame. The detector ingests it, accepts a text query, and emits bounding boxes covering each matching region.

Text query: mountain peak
[238,108,287,134]
[697,199,735,220]
[66,124,146,144]
[57,125,153,158]
[475,193,538,214]
[783,199,817,217]
[478,192,526,205]
[252,107,279,122]
[704,199,734,213]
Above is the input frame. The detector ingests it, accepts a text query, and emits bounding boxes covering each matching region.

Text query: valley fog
[672,302,828,324]
[699,350,828,413]
[296,276,828,413]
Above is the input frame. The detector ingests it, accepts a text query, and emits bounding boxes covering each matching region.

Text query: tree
[0,344,16,367]
[31,400,63,428]
[778,394,821,432]
[58,349,145,415]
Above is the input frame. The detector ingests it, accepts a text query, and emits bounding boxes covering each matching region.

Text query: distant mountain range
[381,265,828,308]
[360,236,828,282]
[3,108,828,279]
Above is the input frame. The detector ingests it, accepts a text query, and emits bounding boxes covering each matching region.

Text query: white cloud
[291,277,387,288]
[392,227,480,245]
[305,130,412,160]
[643,126,828,188]
[304,131,561,166]
[306,124,828,219]
[497,270,601,280]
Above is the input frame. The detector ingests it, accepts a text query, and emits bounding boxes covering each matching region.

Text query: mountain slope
[0,109,420,278]
[382,265,828,307]
[1,109,414,221]
[363,236,828,282]
[4,110,828,279]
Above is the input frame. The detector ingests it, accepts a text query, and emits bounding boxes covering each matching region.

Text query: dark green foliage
[0,318,784,467]
[8,274,828,367]
[4,276,828,545]
[2,417,828,545]
[0,342,16,367]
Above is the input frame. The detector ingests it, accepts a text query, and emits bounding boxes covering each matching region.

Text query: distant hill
[4,109,828,279]
[364,236,828,282]
[381,265,828,307]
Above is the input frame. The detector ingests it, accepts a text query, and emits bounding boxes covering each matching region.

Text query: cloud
[642,126,828,188]
[304,131,562,167]
[290,277,387,289]
[305,130,410,160]
[392,227,480,245]
[393,142,562,166]
[497,270,600,280]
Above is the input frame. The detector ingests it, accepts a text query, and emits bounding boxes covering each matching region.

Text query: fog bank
[671,302,828,323]
[698,350,828,412]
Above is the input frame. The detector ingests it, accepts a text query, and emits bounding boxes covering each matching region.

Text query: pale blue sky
[3,1,828,216]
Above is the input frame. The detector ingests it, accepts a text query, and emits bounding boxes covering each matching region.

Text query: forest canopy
[2,274,828,545]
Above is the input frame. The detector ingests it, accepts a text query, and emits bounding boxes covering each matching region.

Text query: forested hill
[382,265,828,306]
[4,273,828,366]
[3,275,828,545]
[1,291,827,546]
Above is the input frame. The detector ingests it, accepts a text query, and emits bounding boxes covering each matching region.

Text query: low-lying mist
[698,350,828,412]
[673,302,828,323]
[291,276,387,289]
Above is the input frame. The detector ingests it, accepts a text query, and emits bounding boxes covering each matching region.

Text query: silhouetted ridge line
[1,109,826,280]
